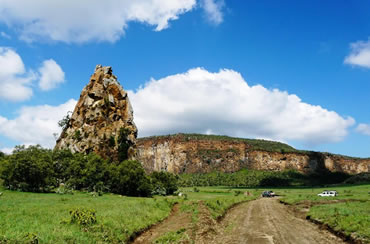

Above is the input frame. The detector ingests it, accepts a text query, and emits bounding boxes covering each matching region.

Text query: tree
[151,171,178,195]
[110,160,152,197]
[0,145,55,192]
[58,111,72,130]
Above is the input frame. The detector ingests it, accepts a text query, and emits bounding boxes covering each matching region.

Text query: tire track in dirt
[132,204,192,244]
[215,198,346,244]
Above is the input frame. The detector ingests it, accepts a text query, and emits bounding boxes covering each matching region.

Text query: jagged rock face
[55,65,137,161]
[136,134,370,174]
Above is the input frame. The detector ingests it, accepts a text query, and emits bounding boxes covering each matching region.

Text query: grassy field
[0,184,369,243]
[0,186,176,243]
[278,184,370,243]
[278,184,370,204]
[0,185,255,243]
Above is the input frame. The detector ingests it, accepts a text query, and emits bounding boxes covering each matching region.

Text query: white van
[317,190,338,197]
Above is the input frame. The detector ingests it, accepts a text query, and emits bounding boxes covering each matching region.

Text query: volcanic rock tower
[55,65,137,161]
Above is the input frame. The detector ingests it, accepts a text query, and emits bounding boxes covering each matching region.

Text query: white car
[317,190,338,197]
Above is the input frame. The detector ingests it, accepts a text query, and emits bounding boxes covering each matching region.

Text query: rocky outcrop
[55,65,137,161]
[136,134,370,174]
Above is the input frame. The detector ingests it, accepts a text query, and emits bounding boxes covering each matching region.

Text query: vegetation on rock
[178,169,352,187]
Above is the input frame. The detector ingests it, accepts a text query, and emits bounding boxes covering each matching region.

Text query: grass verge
[0,188,175,243]
[308,201,370,243]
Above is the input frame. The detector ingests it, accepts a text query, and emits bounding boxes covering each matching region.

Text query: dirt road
[216,198,345,244]
[132,198,346,244]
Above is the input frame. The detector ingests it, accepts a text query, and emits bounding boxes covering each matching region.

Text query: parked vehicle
[317,190,338,197]
[261,191,276,197]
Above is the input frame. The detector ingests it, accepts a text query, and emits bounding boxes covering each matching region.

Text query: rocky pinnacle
[55,65,137,161]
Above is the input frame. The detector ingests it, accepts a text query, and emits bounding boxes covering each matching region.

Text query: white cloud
[344,39,370,68]
[0,147,13,154]
[356,123,370,136]
[0,47,65,101]
[0,99,77,148]
[38,59,65,91]
[0,31,11,39]
[0,47,34,101]
[128,68,355,145]
[0,0,196,43]
[201,0,225,25]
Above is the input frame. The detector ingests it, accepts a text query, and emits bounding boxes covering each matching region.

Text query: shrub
[68,208,97,226]
[151,171,178,195]
[58,111,72,130]
[73,130,82,141]
[110,160,152,197]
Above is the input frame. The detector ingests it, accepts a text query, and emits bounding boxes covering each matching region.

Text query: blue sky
[0,0,369,157]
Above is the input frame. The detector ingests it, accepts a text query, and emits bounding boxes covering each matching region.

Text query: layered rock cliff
[137,134,370,174]
[55,65,137,161]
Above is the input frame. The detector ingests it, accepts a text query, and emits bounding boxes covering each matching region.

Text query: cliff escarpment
[137,134,369,174]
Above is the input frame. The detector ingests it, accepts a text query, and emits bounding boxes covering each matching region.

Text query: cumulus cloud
[356,123,370,136]
[38,59,65,91]
[128,68,355,145]
[0,47,65,101]
[0,47,35,101]
[0,0,196,43]
[344,38,370,68]
[0,99,77,148]
[201,0,225,25]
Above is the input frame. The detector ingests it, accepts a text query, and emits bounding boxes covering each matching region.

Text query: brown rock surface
[137,134,370,174]
[55,65,137,160]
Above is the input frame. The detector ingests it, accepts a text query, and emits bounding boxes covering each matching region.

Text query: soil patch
[132,204,192,244]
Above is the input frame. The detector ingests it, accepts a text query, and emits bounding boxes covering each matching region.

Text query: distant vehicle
[261,191,276,197]
[317,190,338,197]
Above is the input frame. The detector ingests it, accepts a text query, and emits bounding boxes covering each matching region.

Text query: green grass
[1,184,368,243]
[180,187,258,219]
[277,184,370,243]
[278,184,370,204]
[308,201,370,242]
[0,186,175,243]
[153,228,189,244]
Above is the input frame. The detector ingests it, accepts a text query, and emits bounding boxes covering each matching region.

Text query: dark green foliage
[0,151,4,159]
[117,128,132,162]
[177,169,350,187]
[150,171,178,195]
[58,111,72,130]
[68,208,97,226]
[343,173,370,184]
[0,145,56,192]
[64,153,110,192]
[110,160,152,197]
[52,149,74,185]
[0,145,166,197]
[307,171,351,185]
[73,130,82,141]
[108,135,115,147]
